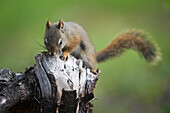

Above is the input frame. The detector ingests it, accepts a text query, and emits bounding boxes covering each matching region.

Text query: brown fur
[96,30,160,63]
[44,19,161,70]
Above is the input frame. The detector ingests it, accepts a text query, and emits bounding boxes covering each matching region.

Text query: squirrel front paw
[91,68,100,75]
[60,52,69,61]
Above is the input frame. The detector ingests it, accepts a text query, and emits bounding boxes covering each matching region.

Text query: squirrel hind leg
[80,52,97,70]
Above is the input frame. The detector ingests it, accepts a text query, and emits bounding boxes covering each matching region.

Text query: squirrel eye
[58,39,62,46]
[44,38,47,44]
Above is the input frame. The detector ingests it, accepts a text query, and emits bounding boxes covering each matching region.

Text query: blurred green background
[0,0,170,113]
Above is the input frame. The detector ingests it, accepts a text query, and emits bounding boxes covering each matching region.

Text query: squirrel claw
[91,68,99,75]
[60,55,68,61]
[65,55,68,61]
[60,52,69,61]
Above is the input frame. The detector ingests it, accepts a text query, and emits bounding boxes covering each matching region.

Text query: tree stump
[0,52,100,113]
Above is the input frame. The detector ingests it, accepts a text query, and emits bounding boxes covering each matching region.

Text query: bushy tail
[96,30,161,64]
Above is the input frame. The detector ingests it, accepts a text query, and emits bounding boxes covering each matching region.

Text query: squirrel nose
[49,52,57,56]
[48,52,53,56]
[48,52,55,56]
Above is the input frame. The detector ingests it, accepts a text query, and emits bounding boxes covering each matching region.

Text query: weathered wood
[0,67,37,113]
[0,52,100,113]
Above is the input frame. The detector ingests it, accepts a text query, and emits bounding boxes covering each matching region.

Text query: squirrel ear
[46,18,51,29]
[57,19,64,29]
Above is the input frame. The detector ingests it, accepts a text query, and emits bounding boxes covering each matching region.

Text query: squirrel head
[44,19,67,55]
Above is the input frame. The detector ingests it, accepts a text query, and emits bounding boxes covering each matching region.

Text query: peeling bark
[0,52,100,113]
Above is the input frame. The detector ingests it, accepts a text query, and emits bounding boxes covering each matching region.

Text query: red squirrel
[44,19,161,71]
